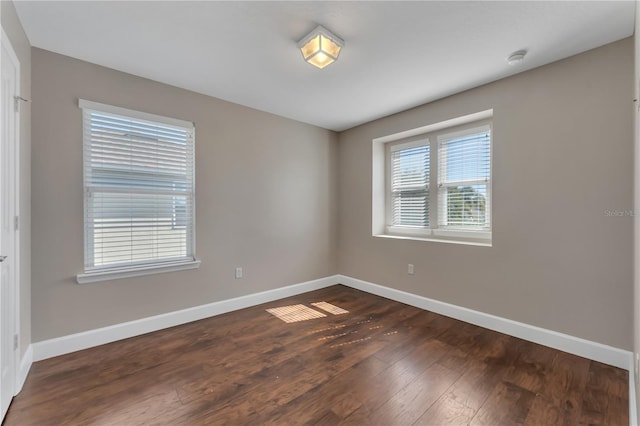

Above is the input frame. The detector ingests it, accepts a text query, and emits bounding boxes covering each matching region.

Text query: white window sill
[77,259,201,284]
[386,226,432,237]
[433,229,491,240]
[375,233,492,247]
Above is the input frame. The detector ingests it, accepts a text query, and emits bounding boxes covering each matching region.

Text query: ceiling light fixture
[298,25,344,69]
[507,50,527,65]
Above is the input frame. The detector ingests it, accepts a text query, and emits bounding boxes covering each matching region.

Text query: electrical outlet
[235,267,243,279]
[635,353,639,384]
[408,264,414,275]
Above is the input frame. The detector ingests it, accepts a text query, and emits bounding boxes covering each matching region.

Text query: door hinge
[13,335,18,351]
[13,95,30,113]
[14,216,19,231]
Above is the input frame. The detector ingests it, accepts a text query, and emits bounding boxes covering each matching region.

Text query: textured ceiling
[14,1,635,131]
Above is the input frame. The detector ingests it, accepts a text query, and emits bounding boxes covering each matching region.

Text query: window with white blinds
[438,126,491,230]
[384,118,491,243]
[80,100,196,276]
[390,142,430,228]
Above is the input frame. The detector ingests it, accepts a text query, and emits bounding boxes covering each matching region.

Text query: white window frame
[372,110,493,246]
[77,100,200,284]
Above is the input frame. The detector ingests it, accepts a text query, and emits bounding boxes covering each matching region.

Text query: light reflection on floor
[266,304,326,323]
[266,303,398,349]
[311,301,349,315]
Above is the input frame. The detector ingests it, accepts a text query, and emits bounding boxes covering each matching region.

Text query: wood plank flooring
[4,285,628,425]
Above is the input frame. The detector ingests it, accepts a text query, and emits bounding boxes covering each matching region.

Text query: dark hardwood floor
[4,285,628,425]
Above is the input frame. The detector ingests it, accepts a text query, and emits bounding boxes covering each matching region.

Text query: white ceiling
[14,1,635,131]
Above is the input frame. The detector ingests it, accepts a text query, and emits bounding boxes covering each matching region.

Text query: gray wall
[338,38,633,350]
[29,33,635,353]
[31,48,338,341]
[1,1,31,358]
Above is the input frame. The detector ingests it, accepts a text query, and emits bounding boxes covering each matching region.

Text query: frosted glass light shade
[298,25,344,69]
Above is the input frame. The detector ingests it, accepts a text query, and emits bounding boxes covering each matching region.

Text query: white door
[0,29,20,419]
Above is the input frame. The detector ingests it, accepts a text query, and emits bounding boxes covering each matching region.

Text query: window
[77,100,199,283]
[437,128,490,232]
[373,111,492,245]
[388,140,430,235]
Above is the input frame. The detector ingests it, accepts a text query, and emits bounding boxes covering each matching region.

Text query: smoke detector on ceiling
[507,50,527,65]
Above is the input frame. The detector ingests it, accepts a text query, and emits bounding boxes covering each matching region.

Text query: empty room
[0,0,638,424]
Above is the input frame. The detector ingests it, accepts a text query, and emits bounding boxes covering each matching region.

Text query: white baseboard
[16,344,32,393]
[33,273,633,369]
[338,274,632,371]
[32,275,339,361]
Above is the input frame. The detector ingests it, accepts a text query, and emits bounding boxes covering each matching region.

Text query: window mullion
[429,136,438,230]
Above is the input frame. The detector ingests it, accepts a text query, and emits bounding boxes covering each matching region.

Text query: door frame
[1,27,22,399]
